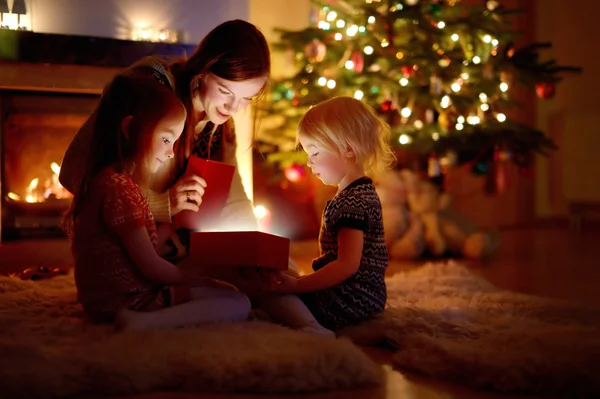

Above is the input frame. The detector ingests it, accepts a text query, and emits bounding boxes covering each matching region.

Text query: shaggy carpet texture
[340,262,600,397]
[0,274,381,398]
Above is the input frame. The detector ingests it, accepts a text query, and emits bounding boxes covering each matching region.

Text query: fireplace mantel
[0,30,197,94]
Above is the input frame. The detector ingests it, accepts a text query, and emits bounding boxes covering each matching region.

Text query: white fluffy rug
[0,274,381,398]
[3,263,600,398]
[341,262,600,397]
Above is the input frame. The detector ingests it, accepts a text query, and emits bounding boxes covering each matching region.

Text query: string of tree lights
[256,0,581,191]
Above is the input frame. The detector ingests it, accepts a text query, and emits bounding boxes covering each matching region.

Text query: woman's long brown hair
[169,19,271,175]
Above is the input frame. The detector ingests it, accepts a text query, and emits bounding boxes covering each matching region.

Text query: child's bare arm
[274,228,364,294]
[120,226,189,285]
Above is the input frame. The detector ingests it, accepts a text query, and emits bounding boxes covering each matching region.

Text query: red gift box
[173,156,235,231]
[189,231,290,270]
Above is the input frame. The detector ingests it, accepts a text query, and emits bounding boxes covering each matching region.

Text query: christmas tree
[256,0,580,186]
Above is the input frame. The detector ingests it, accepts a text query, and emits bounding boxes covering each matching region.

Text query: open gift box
[189,231,290,270]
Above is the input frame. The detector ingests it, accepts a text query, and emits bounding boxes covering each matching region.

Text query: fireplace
[1,90,99,239]
[0,30,195,240]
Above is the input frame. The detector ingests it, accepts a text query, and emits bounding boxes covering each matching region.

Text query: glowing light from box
[254,205,271,233]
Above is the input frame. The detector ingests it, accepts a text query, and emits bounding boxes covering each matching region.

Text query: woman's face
[192,73,267,125]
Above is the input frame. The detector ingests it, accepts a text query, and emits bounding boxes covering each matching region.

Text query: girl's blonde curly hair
[296,96,395,175]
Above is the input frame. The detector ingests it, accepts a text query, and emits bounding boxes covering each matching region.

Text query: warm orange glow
[50,162,61,175]
[17,163,72,203]
[7,192,20,201]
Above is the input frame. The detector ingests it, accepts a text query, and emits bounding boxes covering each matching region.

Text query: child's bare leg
[256,294,335,338]
[116,287,250,331]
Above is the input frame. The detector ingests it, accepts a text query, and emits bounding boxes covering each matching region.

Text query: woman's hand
[169,175,207,216]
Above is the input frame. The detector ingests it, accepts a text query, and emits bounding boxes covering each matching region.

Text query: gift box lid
[173,157,235,231]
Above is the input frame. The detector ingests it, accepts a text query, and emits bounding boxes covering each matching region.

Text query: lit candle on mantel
[254,205,272,233]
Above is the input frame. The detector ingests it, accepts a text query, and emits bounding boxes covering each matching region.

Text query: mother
[60,20,268,251]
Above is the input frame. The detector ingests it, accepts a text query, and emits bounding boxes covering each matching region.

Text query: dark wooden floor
[1,226,598,398]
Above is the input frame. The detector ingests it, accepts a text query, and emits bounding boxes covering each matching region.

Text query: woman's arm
[119,225,221,286]
[120,226,186,284]
[145,189,172,223]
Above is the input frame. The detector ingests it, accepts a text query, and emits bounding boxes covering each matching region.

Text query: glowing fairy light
[318,21,331,30]
[440,95,451,109]
[467,116,480,125]
[398,134,412,145]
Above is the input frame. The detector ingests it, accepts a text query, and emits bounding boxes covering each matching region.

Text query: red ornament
[401,65,413,78]
[380,99,395,113]
[291,98,299,106]
[536,82,555,99]
[284,164,305,183]
[350,50,364,73]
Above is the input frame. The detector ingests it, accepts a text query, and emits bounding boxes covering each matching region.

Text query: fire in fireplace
[1,90,99,239]
[6,162,70,204]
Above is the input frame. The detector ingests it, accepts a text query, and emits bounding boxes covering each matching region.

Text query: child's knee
[231,291,252,316]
